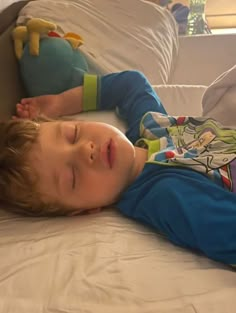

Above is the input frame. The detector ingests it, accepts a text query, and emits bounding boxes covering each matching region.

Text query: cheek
[62,168,73,191]
[77,174,120,208]
[82,171,114,189]
[81,171,123,198]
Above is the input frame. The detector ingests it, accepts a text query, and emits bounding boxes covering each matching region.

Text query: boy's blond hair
[0,119,69,217]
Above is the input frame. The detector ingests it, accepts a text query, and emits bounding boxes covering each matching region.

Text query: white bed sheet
[0,208,235,313]
[1,1,236,313]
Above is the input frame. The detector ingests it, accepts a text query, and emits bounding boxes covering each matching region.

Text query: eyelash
[73,124,78,144]
[72,167,76,189]
[71,124,78,189]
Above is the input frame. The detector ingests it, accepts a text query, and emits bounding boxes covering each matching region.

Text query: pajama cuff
[82,74,98,111]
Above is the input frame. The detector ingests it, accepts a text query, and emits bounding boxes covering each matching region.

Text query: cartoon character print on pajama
[136,112,236,192]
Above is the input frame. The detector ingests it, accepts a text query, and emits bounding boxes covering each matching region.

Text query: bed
[1,1,236,312]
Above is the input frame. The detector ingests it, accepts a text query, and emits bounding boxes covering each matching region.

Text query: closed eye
[73,124,78,144]
[72,166,76,189]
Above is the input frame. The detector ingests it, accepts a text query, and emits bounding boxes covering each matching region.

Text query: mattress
[1,1,236,313]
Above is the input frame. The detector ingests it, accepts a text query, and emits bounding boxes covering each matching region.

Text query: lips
[107,141,111,167]
[101,139,115,169]
[108,139,115,169]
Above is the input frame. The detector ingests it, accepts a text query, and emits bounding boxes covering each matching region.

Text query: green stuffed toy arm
[12,18,88,97]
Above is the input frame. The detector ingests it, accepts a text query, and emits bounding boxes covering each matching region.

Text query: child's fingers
[17,102,30,110]
[12,115,20,120]
[16,103,23,109]
[17,99,40,119]
[16,103,34,117]
[16,107,30,118]
[20,98,34,105]
[16,103,29,114]
[16,104,24,114]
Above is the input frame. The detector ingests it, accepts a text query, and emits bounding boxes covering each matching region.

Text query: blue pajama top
[82,70,236,266]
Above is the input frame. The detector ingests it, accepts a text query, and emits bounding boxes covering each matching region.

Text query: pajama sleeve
[82,71,166,143]
[118,164,236,266]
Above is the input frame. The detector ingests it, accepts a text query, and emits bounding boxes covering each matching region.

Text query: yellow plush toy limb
[64,32,84,49]
[12,26,28,60]
[26,18,56,56]
[12,18,85,59]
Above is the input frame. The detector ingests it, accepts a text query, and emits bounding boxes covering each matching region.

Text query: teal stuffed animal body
[20,37,88,96]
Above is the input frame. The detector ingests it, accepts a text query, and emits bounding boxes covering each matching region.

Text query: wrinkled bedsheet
[0,208,235,313]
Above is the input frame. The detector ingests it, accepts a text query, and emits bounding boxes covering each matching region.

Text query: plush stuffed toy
[12,18,88,96]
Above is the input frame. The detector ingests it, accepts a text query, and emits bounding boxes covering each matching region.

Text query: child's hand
[13,95,61,120]
[14,99,40,119]
[13,86,84,120]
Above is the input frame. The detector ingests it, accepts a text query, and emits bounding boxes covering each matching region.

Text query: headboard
[0,1,34,120]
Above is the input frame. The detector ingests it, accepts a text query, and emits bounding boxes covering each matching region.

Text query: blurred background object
[151,0,236,35]
[205,0,236,32]
[187,0,210,35]
[171,3,190,34]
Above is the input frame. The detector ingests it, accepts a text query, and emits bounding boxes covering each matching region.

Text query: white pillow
[202,64,236,127]
[70,111,127,133]
[153,84,206,116]
[17,0,179,84]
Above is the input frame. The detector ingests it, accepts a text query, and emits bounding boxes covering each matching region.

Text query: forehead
[27,121,58,161]
[26,122,58,204]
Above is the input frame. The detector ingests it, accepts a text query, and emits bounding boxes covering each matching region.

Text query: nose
[73,140,96,166]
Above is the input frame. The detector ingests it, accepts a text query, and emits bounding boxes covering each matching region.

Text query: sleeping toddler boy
[2,70,236,266]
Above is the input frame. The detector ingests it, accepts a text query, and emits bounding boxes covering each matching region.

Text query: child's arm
[98,71,167,143]
[15,71,166,142]
[118,165,236,266]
